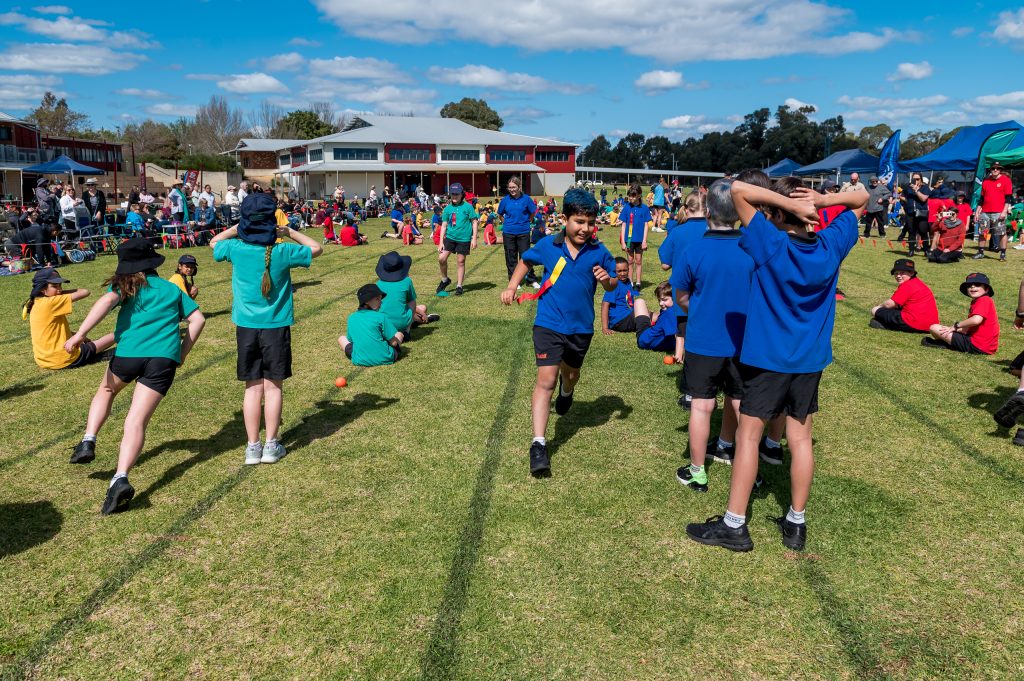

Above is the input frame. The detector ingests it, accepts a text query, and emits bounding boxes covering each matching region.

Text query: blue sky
[1,1,1023,147]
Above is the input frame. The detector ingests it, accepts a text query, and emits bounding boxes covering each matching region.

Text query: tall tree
[27,91,89,137]
[901,129,943,159]
[308,101,345,133]
[277,110,336,139]
[248,101,287,138]
[440,98,503,131]
[188,95,247,153]
[578,135,614,167]
[856,123,895,152]
[121,120,179,158]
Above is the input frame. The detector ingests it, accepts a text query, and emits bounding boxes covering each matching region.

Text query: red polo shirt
[980,175,1013,213]
[340,224,360,246]
[967,295,999,354]
[891,276,939,331]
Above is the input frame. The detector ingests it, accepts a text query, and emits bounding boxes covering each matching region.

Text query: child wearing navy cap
[686,177,867,552]
[437,183,479,296]
[500,188,617,476]
[922,273,999,354]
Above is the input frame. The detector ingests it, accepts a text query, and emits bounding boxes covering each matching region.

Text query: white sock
[247,441,261,447]
[786,506,806,525]
[723,511,745,528]
[559,382,573,397]
[83,434,96,443]
[532,436,546,446]
[109,472,127,488]
[765,437,781,449]
[717,437,733,449]
[265,438,278,446]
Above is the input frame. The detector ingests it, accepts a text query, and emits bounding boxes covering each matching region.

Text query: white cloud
[785,97,817,111]
[634,70,683,93]
[263,52,305,72]
[344,85,438,116]
[146,103,199,117]
[310,0,901,61]
[115,88,170,99]
[0,74,63,110]
[608,129,632,138]
[426,64,585,95]
[0,12,151,47]
[974,91,1024,108]
[661,114,706,130]
[994,9,1024,44]
[288,37,321,47]
[888,61,932,81]
[0,43,146,74]
[697,123,727,133]
[307,56,406,81]
[500,106,556,125]
[217,72,289,94]
[951,26,973,38]
[837,94,948,109]
[33,5,72,14]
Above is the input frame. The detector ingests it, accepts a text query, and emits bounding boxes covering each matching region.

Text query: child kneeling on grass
[65,238,205,515]
[24,267,115,370]
[500,188,617,477]
[375,251,440,336]
[869,258,938,333]
[922,273,999,355]
[686,178,867,552]
[601,257,638,335]
[339,283,405,367]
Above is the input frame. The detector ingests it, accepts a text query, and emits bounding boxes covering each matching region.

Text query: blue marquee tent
[764,158,801,177]
[23,154,105,176]
[793,149,879,177]
[899,121,1024,172]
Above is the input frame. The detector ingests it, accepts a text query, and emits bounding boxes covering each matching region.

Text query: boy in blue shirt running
[686,177,867,552]
[501,189,617,476]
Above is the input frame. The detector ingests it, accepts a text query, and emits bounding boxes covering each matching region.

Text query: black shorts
[949,332,986,355]
[634,315,652,335]
[443,238,471,256]
[533,326,593,368]
[684,352,743,399]
[625,241,645,254]
[739,363,822,420]
[873,307,921,333]
[236,326,293,381]
[65,340,103,369]
[676,316,688,337]
[611,315,637,333]
[109,355,178,396]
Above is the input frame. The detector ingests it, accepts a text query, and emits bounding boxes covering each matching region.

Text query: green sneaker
[676,465,708,492]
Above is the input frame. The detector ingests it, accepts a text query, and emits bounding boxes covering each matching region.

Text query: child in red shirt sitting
[401,214,423,245]
[927,210,966,263]
[923,272,999,354]
[340,218,367,246]
[870,258,938,332]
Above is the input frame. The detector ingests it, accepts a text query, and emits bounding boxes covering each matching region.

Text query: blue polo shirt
[653,184,666,207]
[601,279,636,326]
[658,217,707,270]
[523,232,617,335]
[739,210,859,373]
[670,230,754,358]
[497,193,537,236]
[637,305,678,352]
[391,208,404,227]
[618,204,652,244]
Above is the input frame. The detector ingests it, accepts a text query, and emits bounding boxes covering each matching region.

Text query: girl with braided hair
[210,188,323,466]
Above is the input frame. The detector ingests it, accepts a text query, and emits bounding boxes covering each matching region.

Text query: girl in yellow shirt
[24,268,114,370]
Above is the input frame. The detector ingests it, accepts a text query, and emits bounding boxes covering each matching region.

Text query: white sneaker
[517,284,522,290]
[1014,244,1024,250]
[531,281,541,289]
[244,442,263,465]
[261,439,287,464]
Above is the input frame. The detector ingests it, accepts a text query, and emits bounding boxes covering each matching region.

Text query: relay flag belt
[517,256,566,304]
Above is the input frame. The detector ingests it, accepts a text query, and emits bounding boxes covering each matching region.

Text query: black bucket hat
[890,258,916,275]
[238,192,278,246]
[115,237,165,275]
[357,283,386,306]
[960,272,994,297]
[375,251,412,282]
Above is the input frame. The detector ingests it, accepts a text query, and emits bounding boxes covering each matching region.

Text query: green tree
[856,123,895,152]
[901,129,943,159]
[277,110,336,139]
[440,98,503,131]
[578,135,613,167]
[641,135,674,170]
[27,91,89,136]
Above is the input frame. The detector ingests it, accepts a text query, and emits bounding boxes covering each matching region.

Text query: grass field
[1,219,1023,680]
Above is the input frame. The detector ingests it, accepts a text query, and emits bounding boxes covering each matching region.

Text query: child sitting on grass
[24,267,115,370]
[401,214,423,245]
[339,283,405,367]
[601,257,638,335]
[375,251,440,335]
[500,188,617,477]
[922,273,999,354]
[869,258,938,333]
[168,254,199,299]
[633,281,680,355]
[340,218,368,246]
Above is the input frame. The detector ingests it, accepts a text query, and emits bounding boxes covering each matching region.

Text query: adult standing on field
[864,176,891,237]
[973,162,1013,261]
[497,175,539,289]
[841,172,868,194]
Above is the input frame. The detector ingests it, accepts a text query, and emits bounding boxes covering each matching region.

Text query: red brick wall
[240,151,279,170]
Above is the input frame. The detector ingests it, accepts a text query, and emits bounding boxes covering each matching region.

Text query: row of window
[281,147,572,165]
[49,146,121,163]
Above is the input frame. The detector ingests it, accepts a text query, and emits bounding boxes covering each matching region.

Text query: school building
[257,114,577,199]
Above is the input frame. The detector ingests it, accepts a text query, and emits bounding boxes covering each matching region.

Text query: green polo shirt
[441,201,478,243]
[213,239,313,329]
[376,277,416,331]
[346,308,399,367]
[111,274,199,363]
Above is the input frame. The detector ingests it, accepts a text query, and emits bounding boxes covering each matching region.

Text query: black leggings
[909,215,930,252]
[503,233,536,282]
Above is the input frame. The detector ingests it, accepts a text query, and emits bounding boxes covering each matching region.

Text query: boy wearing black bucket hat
[23,267,115,370]
[922,273,1000,354]
[869,259,938,333]
[64,238,206,515]
[375,251,440,336]
[339,284,405,367]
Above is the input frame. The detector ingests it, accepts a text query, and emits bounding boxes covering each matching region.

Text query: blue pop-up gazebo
[23,154,105,189]
[794,149,880,178]
[899,121,1024,172]
[764,158,802,177]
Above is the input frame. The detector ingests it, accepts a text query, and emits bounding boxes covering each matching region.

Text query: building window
[489,150,526,162]
[243,157,251,169]
[389,148,431,161]
[292,151,307,165]
[308,148,323,162]
[279,154,290,166]
[536,151,570,162]
[441,149,480,162]
[0,127,11,141]
[333,147,378,161]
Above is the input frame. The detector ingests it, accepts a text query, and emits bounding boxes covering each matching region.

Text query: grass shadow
[407,325,439,342]
[200,308,230,320]
[0,500,63,559]
[458,281,496,293]
[550,395,633,458]
[0,381,44,401]
[292,280,321,291]
[279,394,399,453]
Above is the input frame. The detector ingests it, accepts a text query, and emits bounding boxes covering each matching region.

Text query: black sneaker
[921,336,946,349]
[454,285,464,296]
[677,394,692,411]
[426,313,441,323]
[101,477,135,515]
[529,441,550,476]
[771,515,807,551]
[706,440,735,465]
[868,319,885,330]
[759,438,783,465]
[436,278,451,294]
[676,466,708,492]
[70,440,95,464]
[1013,429,1024,447]
[685,515,754,552]
[972,252,986,260]
[554,376,574,416]
[994,392,1024,428]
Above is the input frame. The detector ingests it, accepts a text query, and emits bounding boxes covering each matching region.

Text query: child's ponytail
[21,296,35,320]
[261,244,274,298]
